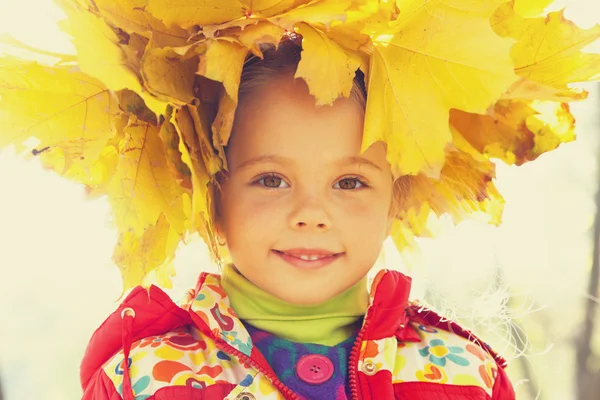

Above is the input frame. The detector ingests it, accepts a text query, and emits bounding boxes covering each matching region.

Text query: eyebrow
[234,154,383,172]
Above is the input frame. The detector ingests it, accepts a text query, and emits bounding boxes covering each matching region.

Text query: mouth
[273,250,343,270]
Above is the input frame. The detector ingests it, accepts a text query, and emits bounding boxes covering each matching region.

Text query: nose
[289,192,331,231]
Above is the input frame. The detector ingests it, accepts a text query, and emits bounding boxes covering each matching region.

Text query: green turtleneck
[221,264,369,346]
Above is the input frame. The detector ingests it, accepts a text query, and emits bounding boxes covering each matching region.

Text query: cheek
[342,196,392,241]
[223,194,282,242]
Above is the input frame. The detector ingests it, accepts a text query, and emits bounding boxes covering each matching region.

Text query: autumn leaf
[0,59,118,178]
[117,89,158,124]
[450,100,575,166]
[146,0,312,29]
[513,0,554,17]
[146,0,241,28]
[256,0,313,16]
[187,103,224,176]
[91,0,191,48]
[323,1,389,53]
[501,77,588,102]
[197,39,248,103]
[106,115,188,237]
[169,108,220,257]
[238,21,286,57]
[119,32,150,77]
[194,76,230,171]
[57,0,168,118]
[140,47,199,105]
[113,213,182,293]
[390,150,504,250]
[158,115,193,190]
[295,23,361,105]
[197,39,249,147]
[269,0,351,30]
[56,1,139,93]
[492,3,600,92]
[363,0,517,178]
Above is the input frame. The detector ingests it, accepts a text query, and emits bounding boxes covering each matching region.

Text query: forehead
[227,78,369,166]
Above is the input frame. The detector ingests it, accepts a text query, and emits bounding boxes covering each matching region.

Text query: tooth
[298,255,320,261]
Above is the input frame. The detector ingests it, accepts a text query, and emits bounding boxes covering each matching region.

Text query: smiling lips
[276,248,339,260]
[273,248,343,269]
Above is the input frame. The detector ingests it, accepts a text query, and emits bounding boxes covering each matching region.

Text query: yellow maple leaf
[0,59,118,178]
[238,21,286,57]
[113,213,182,293]
[270,0,351,30]
[492,3,600,91]
[197,39,249,147]
[403,151,502,222]
[450,99,575,166]
[390,149,504,251]
[324,0,387,48]
[91,0,191,48]
[255,0,313,16]
[363,0,517,178]
[117,89,158,124]
[140,47,199,105]
[168,108,221,261]
[56,0,168,117]
[172,107,210,220]
[106,114,188,237]
[188,103,224,176]
[295,23,361,105]
[146,0,242,28]
[146,0,311,29]
[197,39,248,103]
[158,114,193,190]
[513,0,554,17]
[394,0,504,24]
[194,76,230,171]
[501,77,588,102]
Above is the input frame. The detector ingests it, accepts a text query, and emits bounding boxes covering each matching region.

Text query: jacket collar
[81,269,415,389]
[181,269,413,356]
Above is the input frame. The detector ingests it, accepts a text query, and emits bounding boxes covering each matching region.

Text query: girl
[80,39,514,399]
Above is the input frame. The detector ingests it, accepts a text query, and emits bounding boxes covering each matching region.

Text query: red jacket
[80,269,515,399]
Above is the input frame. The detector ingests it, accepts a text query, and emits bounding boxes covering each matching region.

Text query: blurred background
[0,0,599,399]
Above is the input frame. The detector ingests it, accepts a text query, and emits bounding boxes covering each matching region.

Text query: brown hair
[237,35,367,111]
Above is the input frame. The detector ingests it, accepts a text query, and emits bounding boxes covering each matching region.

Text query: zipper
[348,315,373,400]
[213,335,300,400]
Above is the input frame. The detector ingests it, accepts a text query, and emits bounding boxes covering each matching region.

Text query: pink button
[296,354,334,384]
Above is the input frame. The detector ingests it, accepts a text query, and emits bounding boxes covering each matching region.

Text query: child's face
[217,77,395,305]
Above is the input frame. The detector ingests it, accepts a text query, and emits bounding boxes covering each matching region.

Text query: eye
[255,173,289,189]
[334,177,368,190]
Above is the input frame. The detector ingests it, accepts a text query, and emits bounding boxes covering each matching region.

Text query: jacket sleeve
[492,365,515,400]
[82,368,123,400]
